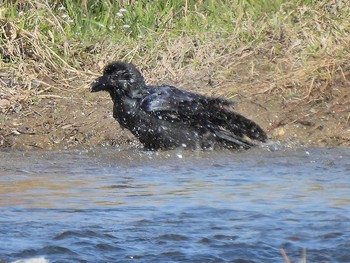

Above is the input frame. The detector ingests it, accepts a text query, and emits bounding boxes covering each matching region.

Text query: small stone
[273,127,285,137]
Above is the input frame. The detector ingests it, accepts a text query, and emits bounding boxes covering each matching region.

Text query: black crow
[90,61,267,150]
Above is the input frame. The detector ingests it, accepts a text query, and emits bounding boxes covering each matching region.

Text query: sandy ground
[1,76,349,150]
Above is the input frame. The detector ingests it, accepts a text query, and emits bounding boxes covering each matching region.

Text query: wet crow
[90,61,267,150]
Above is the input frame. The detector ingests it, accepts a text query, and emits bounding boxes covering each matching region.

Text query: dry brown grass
[1,1,349,104]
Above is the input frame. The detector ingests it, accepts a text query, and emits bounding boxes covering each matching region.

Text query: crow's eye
[121,73,132,81]
[110,75,119,82]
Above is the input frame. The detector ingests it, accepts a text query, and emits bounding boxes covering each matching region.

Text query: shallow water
[0,146,349,262]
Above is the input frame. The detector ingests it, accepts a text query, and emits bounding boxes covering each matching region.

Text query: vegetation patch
[0,0,349,149]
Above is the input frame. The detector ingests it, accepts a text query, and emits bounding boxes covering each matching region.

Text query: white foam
[12,257,49,263]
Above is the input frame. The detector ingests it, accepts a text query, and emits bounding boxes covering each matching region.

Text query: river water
[0,146,349,262]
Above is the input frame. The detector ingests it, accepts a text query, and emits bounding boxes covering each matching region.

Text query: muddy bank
[1,80,349,150]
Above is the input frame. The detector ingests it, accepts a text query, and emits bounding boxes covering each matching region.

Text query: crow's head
[90,61,145,93]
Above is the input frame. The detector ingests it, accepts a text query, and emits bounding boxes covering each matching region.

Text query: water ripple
[0,147,349,262]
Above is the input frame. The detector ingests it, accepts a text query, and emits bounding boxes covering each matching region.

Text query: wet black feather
[90,61,267,150]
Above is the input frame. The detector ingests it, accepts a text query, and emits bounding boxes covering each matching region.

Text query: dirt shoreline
[1,81,349,150]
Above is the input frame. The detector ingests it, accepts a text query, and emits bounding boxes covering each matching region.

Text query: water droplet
[176,153,183,159]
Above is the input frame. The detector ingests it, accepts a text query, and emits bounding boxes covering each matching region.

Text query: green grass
[0,1,321,41]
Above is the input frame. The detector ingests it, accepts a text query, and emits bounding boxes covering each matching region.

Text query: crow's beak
[90,76,108,92]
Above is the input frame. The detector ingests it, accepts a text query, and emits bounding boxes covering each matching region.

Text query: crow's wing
[139,85,267,143]
[140,86,204,111]
[139,85,231,122]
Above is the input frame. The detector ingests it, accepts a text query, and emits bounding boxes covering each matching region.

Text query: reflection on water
[0,147,349,262]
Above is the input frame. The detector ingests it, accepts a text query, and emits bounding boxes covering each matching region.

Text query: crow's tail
[226,111,267,142]
[206,97,267,143]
